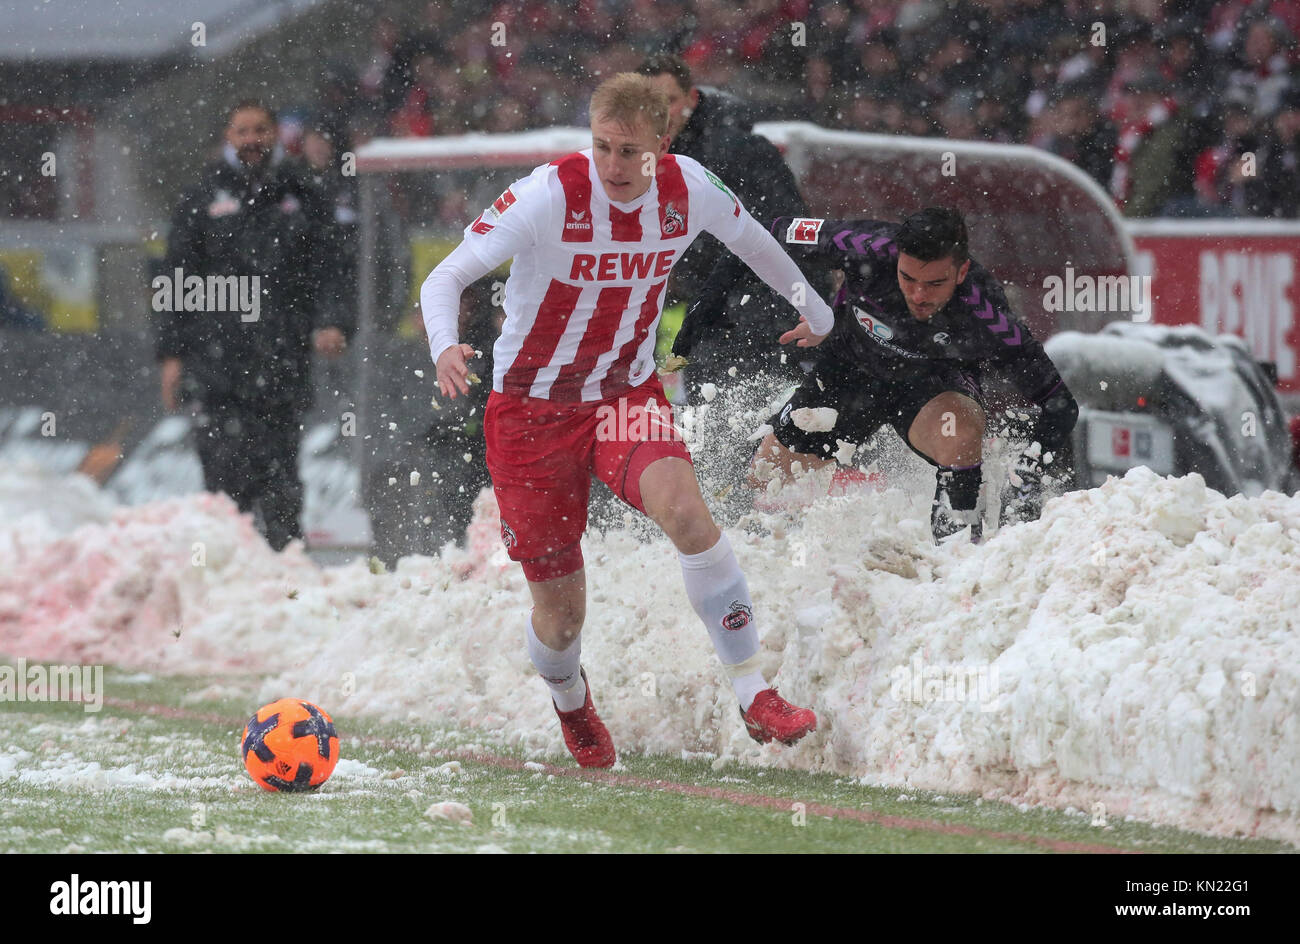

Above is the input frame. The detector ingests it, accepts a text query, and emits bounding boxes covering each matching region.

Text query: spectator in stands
[855,28,906,102]
[1105,20,1166,109]
[1159,16,1216,110]
[936,90,981,140]
[379,5,446,120]
[333,0,1296,226]
[624,0,694,54]
[156,99,353,551]
[1184,90,1260,215]
[803,55,839,125]
[313,60,360,157]
[1245,82,1300,215]
[679,0,746,70]
[916,30,984,105]
[976,73,1026,142]
[836,88,885,132]
[1029,81,1117,187]
[1109,72,1193,215]
[359,6,400,107]
[1225,15,1296,118]
[808,0,857,84]
[388,52,459,137]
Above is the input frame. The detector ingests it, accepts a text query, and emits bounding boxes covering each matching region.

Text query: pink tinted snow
[0,491,317,672]
[4,465,1300,844]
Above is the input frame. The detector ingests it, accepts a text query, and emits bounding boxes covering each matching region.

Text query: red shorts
[484,374,693,581]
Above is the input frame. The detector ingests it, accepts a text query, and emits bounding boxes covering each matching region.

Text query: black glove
[671,253,749,359]
[671,292,722,360]
[1000,447,1046,526]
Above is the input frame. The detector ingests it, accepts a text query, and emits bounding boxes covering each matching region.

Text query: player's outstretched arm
[716,214,835,346]
[419,240,497,400]
[421,167,547,396]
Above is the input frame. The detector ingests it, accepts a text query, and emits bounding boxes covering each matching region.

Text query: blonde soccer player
[420,74,834,767]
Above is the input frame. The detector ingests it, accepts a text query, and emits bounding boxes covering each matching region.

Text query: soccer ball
[241,698,340,792]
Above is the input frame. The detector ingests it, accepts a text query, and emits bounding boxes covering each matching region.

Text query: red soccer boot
[553,668,616,768]
[741,689,817,746]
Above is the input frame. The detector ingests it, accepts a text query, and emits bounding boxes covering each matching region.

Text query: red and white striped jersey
[461,148,757,402]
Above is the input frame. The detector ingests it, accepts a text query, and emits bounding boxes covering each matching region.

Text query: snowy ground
[2,441,1298,844]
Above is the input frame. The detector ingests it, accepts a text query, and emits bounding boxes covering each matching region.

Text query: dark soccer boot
[932,466,984,543]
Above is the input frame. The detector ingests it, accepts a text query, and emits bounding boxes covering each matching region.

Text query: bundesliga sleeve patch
[471,185,519,235]
[485,186,517,221]
[786,218,824,244]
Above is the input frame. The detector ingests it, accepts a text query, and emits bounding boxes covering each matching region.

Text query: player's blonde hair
[588,73,670,138]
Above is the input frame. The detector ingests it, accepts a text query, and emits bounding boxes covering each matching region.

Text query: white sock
[678,533,768,711]
[526,616,586,712]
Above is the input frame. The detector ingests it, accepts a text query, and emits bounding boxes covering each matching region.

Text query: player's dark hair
[896,207,969,264]
[636,52,693,93]
[226,98,277,128]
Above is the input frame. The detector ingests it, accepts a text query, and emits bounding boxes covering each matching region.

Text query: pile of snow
[0,460,118,547]
[0,464,324,673]
[3,460,1299,842]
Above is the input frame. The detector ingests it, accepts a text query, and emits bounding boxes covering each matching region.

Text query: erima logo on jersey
[566,208,592,233]
[470,214,494,235]
[786,218,824,244]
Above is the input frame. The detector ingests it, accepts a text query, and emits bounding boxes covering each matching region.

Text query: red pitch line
[104,697,1135,854]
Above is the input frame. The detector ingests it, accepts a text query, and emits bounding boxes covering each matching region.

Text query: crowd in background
[280,0,1300,219]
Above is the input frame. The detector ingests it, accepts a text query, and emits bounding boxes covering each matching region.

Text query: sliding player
[674,208,1078,542]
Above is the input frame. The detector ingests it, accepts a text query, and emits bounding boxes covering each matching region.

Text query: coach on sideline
[156,99,354,551]
[637,53,816,392]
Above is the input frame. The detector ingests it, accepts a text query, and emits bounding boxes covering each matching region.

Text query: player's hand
[314,327,347,358]
[160,357,182,413]
[779,316,828,348]
[435,343,479,399]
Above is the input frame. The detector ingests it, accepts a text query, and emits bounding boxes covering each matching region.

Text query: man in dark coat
[156,99,354,550]
[637,54,815,392]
